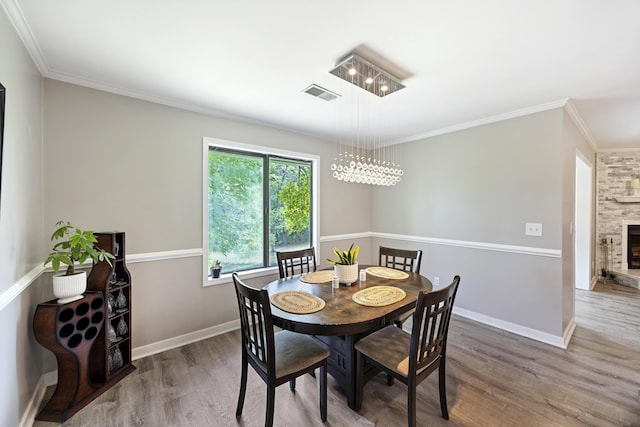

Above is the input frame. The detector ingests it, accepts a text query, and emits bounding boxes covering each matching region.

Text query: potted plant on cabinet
[44,221,115,304]
[326,243,359,285]
[211,259,222,278]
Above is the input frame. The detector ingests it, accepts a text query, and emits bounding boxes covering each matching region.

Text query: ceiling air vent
[303,84,340,101]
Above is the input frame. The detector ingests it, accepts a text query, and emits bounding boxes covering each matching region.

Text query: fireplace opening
[627,225,640,269]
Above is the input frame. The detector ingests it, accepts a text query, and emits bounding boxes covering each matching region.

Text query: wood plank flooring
[34,281,640,426]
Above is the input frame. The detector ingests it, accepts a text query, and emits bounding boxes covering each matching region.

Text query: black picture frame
[0,83,4,207]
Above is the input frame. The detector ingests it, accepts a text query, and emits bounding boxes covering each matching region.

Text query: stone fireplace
[596,151,640,289]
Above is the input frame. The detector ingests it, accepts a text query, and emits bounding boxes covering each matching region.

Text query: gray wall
[371,110,568,336]
[0,7,46,426]
[42,79,373,349]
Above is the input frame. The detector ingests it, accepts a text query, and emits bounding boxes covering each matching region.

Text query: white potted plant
[44,221,115,304]
[327,243,360,285]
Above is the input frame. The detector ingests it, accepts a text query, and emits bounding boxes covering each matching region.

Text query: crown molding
[394,99,570,145]
[1,0,606,152]
[563,99,599,151]
[1,0,49,74]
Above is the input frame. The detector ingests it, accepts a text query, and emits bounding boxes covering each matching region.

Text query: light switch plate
[525,222,543,236]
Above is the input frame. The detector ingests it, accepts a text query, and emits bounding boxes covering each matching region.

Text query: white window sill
[203,266,279,287]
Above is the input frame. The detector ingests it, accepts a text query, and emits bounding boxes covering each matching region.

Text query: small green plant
[44,221,115,275]
[326,243,359,265]
[213,259,222,269]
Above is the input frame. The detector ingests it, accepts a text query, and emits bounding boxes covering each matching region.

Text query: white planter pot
[334,262,359,285]
[52,271,87,304]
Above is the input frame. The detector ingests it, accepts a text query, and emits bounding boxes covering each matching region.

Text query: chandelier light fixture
[329,52,405,186]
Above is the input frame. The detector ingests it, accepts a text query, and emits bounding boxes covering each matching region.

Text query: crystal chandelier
[329,52,405,186]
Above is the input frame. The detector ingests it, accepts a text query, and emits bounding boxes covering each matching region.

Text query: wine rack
[87,232,136,384]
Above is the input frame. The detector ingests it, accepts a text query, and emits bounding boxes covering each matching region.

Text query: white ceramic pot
[334,262,359,285]
[52,271,87,304]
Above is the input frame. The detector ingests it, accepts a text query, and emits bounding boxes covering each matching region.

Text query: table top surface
[264,266,433,336]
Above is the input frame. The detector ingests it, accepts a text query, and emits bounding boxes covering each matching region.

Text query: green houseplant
[211,259,222,279]
[44,221,115,303]
[326,243,360,285]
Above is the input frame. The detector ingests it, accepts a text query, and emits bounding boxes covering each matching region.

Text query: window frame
[202,137,320,287]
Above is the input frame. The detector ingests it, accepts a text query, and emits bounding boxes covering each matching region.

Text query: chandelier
[329,52,405,186]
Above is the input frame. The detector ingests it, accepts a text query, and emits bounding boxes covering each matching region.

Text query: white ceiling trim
[1,0,48,74]
[43,66,322,142]
[0,0,602,151]
[395,99,570,145]
[44,61,578,149]
[563,99,598,151]
[2,0,278,132]
[4,1,640,151]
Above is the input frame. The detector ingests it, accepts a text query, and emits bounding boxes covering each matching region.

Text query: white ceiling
[4,0,640,149]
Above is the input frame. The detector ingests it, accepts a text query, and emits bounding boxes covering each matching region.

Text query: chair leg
[439,359,449,420]
[289,378,296,391]
[319,364,327,422]
[408,382,417,427]
[236,353,248,417]
[266,384,276,427]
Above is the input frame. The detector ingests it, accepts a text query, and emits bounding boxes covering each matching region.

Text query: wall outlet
[525,222,543,236]
[434,276,439,286]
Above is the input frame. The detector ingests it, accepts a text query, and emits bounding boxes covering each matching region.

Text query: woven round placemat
[352,286,407,307]
[300,270,335,284]
[365,266,410,280]
[270,291,326,314]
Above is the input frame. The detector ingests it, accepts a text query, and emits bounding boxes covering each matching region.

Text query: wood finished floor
[35,281,640,426]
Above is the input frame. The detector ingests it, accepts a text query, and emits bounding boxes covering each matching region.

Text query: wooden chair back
[379,246,423,274]
[276,247,317,279]
[410,275,460,377]
[354,275,461,425]
[232,272,330,426]
[233,273,275,377]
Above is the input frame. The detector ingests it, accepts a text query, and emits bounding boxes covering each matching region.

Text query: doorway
[575,153,592,290]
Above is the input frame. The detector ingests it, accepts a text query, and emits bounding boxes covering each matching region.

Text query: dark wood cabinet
[33,232,135,422]
[33,292,106,422]
[87,232,136,384]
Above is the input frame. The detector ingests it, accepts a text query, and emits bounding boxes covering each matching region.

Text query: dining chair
[379,246,423,328]
[379,246,423,274]
[354,275,461,427]
[276,247,317,279]
[232,273,329,427]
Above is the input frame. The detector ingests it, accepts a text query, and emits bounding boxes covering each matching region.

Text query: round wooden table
[264,267,432,409]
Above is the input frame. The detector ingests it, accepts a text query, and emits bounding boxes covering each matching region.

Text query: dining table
[264,265,433,410]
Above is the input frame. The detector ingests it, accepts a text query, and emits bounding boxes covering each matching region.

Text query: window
[203,138,317,279]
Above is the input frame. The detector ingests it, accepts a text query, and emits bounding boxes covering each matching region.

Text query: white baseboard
[43,370,57,387]
[132,319,240,360]
[453,306,567,349]
[19,375,47,427]
[563,318,577,348]
[40,319,241,393]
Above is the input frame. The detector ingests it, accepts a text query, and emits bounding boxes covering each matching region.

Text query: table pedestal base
[314,331,383,410]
